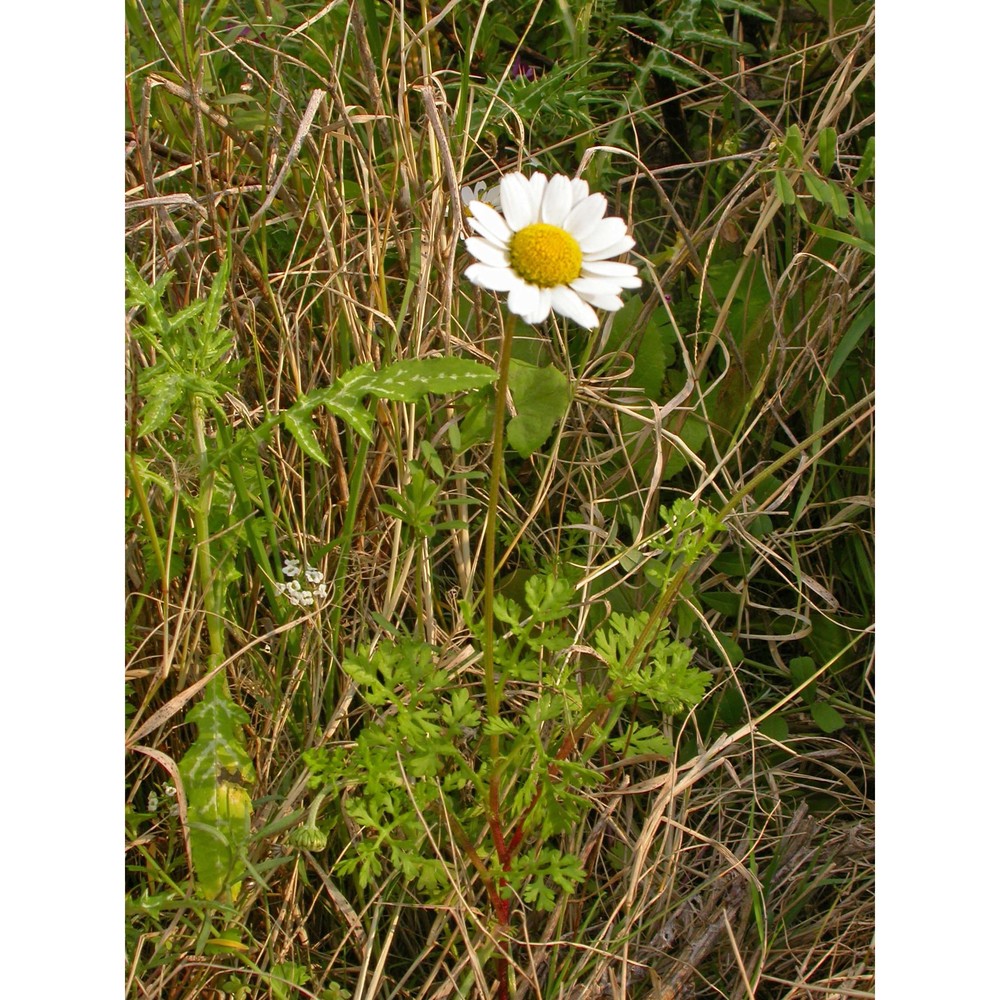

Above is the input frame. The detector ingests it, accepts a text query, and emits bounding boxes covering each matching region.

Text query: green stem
[191,395,228,700]
[482,313,517,753]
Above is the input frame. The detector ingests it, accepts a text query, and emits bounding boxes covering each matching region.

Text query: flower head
[464,171,641,329]
[461,180,502,213]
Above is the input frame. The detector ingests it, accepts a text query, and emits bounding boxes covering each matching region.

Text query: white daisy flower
[464,171,642,329]
[461,180,502,212]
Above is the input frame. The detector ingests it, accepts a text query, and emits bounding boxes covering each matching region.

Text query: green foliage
[125,255,241,437]
[506,359,571,459]
[303,541,721,912]
[177,692,255,901]
[594,612,709,714]
[126,0,874,993]
[274,358,498,461]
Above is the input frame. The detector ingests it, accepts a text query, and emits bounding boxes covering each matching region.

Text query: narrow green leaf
[715,0,775,20]
[202,253,232,337]
[809,224,874,255]
[818,127,837,175]
[854,136,875,185]
[774,169,797,206]
[802,171,833,207]
[828,301,874,385]
[853,195,875,244]
[829,184,850,219]
[784,124,804,168]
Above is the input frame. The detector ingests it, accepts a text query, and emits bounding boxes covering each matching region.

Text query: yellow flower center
[508,223,582,288]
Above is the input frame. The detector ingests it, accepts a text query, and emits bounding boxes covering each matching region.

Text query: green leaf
[137,373,185,435]
[810,701,846,733]
[281,406,328,465]
[853,195,875,244]
[758,715,789,742]
[818,127,837,175]
[809,224,874,256]
[789,656,817,703]
[803,171,833,207]
[715,0,775,20]
[606,298,673,400]
[854,136,875,185]
[178,690,256,901]
[506,361,571,459]
[367,357,497,402]
[524,573,574,621]
[201,253,231,338]
[774,169,797,206]
[783,124,804,168]
[828,184,850,219]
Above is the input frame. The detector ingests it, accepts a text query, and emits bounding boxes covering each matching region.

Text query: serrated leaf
[818,127,837,175]
[281,407,328,464]
[715,0,775,20]
[524,573,574,621]
[125,257,173,334]
[201,253,231,338]
[506,361,571,459]
[774,169,796,206]
[648,56,701,88]
[138,374,185,435]
[810,701,846,733]
[676,27,746,47]
[367,357,497,402]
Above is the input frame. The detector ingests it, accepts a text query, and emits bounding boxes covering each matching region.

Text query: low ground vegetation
[126,2,874,997]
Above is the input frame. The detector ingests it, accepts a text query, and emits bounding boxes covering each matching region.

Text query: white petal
[460,185,475,206]
[583,235,635,260]
[550,285,599,329]
[527,172,547,219]
[581,260,642,287]
[578,216,628,254]
[570,177,590,205]
[578,291,624,312]
[466,262,518,292]
[570,276,620,297]
[508,279,542,319]
[541,174,574,226]
[563,194,609,242]
[468,200,512,246]
[500,173,534,230]
[465,236,509,268]
[524,287,553,324]
[482,184,503,208]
